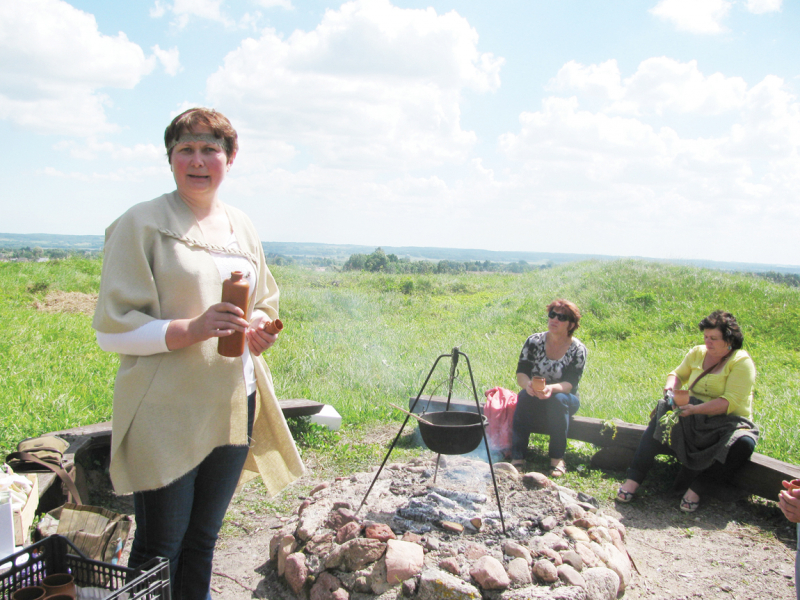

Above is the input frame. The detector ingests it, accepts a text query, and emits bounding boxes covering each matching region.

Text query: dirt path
[98,455,797,600]
[614,493,796,600]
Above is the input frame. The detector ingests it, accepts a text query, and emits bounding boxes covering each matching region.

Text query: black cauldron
[417,411,487,455]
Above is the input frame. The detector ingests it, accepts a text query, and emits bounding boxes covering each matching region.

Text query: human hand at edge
[779,481,800,523]
[246,311,278,356]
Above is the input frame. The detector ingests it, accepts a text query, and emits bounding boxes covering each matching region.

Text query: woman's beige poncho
[92,192,304,495]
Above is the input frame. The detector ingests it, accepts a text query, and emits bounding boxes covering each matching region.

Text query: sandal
[616,487,635,503]
[549,461,567,478]
[680,494,700,513]
[511,459,525,472]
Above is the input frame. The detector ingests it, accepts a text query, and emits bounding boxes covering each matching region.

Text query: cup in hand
[673,390,690,406]
[785,479,800,492]
[531,377,546,392]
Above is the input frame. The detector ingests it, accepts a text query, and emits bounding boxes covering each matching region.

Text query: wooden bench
[561,416,800,502]
[408,396,800,502]
[33,399,325,510]
[35,397,797,505]
[278,399,326,418]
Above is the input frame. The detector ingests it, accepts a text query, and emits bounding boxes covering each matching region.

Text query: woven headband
[167,133,225,153]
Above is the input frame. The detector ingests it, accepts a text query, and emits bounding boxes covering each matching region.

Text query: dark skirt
[653,397,759,471]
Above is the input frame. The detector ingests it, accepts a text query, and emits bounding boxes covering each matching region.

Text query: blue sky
[1,0,798,265]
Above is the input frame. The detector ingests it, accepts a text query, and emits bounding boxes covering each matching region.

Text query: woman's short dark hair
[698,310,744,350]
[164,107,238,164]
[547,299,581,336]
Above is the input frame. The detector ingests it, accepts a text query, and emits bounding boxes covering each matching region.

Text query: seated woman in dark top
[511,299,587,477]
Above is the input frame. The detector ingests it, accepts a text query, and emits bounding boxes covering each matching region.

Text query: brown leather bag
[6,435,83,505]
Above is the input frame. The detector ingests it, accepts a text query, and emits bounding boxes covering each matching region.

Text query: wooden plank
[280,399,325,418]
[533,416,646,450]
[410,399,799,501]
[47,422,113,440]
[43,397,324,435]
[531,414,800,502]
[30,399,798,503]
[34,400,323,501]
[738,455,800,501]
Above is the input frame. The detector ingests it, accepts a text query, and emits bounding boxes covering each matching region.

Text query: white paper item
[309,404,342,431]
[0,491,16,560]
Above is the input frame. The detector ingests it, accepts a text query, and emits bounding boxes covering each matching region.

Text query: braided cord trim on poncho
[158,228,259,264]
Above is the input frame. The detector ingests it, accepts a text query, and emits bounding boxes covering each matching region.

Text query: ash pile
[267,456,631,600]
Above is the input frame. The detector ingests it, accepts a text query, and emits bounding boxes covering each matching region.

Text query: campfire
[267,455,632,600]
[265,349,632,599]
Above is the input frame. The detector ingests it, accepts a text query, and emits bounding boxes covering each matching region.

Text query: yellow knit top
[669,345,756,419]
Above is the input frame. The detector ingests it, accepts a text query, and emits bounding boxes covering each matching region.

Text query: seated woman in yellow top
[616,310,758,512]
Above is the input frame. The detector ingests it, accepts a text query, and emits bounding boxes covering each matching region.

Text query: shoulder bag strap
[688,350,734,392]
[7,451,83,505]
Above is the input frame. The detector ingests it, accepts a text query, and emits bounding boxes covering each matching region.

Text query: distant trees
[0,246,98,261]
[266,253,295,266]
[266,253,338,268]
[343,247,545,274]
[755,271,800,287]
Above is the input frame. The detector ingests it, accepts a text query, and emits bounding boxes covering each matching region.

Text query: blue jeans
[796,523,799,600]
[128,393,255,600]
[511,390,580,461]
[625,411,756,488]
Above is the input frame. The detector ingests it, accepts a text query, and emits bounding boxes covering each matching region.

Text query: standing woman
[511,299,587,477]
[92,108,304,599]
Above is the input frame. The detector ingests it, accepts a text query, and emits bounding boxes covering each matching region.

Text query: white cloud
[550,58,749,116]
[729,75,800,160]
[152,45,182,76]
[650,0,732,34]
[151,0,269,28]
[620,58,747,115]
[166,0,234,28]
[206,0,503,170]
[0,0,154,135]
[499,96,686,179]
[547,60,625,102]
[745,0,781,14]
[52,139,164,162]
[150,1,167,18]
[238,12,264,30]
[253,0,293,9]
[622,57,747,115]
[42,164,167,183]
[498,57,800,260]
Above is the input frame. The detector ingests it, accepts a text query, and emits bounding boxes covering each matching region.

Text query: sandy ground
[92,458,797,600]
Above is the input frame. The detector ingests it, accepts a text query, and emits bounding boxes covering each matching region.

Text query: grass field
[1,257,799,469]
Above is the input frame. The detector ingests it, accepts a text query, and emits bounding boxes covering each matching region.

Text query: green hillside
[1,258,798,465]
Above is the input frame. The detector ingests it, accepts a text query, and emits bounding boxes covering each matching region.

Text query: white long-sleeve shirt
[96,235,259,395]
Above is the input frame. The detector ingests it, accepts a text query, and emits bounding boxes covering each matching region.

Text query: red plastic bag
[484,387,517,455]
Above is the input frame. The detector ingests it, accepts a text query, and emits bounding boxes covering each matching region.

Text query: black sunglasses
[548,310,573,322]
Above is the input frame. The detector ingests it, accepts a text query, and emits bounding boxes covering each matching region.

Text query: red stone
[365,522,396,542]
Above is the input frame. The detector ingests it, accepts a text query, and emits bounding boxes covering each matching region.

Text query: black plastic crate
[0,535,169,600]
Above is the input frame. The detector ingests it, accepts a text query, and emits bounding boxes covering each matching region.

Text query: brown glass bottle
[218,271,250,357]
